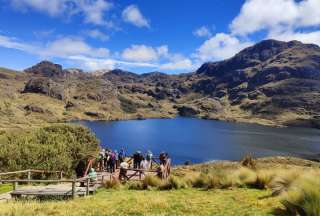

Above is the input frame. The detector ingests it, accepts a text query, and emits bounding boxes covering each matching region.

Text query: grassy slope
[0,188,279,216]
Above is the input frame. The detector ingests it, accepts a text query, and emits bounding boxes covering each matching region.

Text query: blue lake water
[75,118,320,165]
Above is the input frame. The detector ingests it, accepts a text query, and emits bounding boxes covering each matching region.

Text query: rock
[24,104,45,113]
[84,111,105,118]
[24,61,65,77]
[65,101,77,109]
[23,78,64,100]
[177,105,200,117]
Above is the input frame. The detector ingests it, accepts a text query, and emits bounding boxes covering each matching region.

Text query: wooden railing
[0,169,64,181]
[120,168,158,181]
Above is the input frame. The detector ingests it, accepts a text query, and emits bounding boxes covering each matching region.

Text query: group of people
[91,148,170,181]
[97,148,126,173]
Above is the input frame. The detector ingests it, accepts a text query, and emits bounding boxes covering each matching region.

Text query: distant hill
[1,39,320,129]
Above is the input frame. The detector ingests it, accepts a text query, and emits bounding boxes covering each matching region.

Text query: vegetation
[0,184,12,194]
[0,124,99,176]
[0,188,278,216]
[0,156,320,215]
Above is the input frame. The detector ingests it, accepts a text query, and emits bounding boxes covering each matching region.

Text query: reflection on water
[74,118,320,165]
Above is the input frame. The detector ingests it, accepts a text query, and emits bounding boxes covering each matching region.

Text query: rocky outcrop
[23,78,64,100]
[176,105,200,117]
[84,111,105,118]
[24,61,65,77]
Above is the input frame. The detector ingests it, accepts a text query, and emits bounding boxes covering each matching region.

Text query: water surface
[75,118,320,165]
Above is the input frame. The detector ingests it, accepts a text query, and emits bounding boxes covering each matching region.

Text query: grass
[0,188,280,216]
[0,184,12,194]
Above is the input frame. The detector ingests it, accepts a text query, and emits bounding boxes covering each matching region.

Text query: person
[140,157,150,170]
[88,168,97,182]
[146,150,153,169]
[118,148,126,163]
[97,149,105,171]
[133,151,143,169]
[159,151,167,165]
[114,150,119,169]
[104,149,110,171]
[109,151,116,173]
[119,161,129,181]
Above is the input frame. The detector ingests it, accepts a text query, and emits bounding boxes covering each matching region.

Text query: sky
[0,0,320,73]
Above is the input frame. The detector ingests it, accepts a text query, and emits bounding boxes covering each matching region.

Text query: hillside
[1,39,320,129]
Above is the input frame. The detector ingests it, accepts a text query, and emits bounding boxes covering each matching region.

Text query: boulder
[23,78,64,100]
[177,105,200,117]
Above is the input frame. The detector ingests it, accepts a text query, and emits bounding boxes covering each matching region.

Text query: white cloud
[68,55,157,71]
[193,26,212,38]
[85,29,109,41]
[231,0,320,36]
[195,33,252,62]
[268,30,320,46]
[11,0,68,16]
[10,0,113,26]
[0,34,109,59]
[0,35,37,53]
[159,58,193,71]
[42,37,109,58]
[122,5,150,28]
[122,45,166,62]
[77,0,113,26]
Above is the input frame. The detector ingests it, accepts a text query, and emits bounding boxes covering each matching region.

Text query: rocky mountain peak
[24,60,65,77]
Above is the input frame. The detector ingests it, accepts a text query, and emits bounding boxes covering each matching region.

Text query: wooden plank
[0,179,84,183]
[0,170,30,176]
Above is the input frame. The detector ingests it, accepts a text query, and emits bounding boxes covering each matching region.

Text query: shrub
[280,173,320,216]
[102,180,121,189]
[270,170,300,196]
[232,167,257,187]
[127,181,144,190]
[241,155,256,169]
[0,124,99,176]
[254,169,277,189]
[191,173,210,188]
[142,175,162,189]
[159,176,187,190]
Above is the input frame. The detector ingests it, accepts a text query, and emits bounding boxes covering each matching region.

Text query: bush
[232,167,257,187]
[280,172,320,216]
[191,173,210,188]
[142,175,161,189]
[102,180,121,189]
[270,170,300,196]
[255,169,277,189]
[127,181,144,190]
[159,176,187,190]
[0,124,99,176]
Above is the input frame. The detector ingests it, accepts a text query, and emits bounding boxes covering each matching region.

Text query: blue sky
[0,0,320,73]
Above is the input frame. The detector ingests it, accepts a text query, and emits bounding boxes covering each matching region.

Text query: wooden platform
[10,184,99,199]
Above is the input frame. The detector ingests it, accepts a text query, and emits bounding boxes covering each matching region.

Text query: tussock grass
[102,180,121,189]
[142,175,162,189]
[278,171,320,216]
[270,170,300,196]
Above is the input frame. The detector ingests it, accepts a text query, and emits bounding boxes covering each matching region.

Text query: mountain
[0,39,320,129]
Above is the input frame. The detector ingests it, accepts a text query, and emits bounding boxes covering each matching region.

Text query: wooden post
[60,171,63,180]
[72,181,76,199]
[27,170,31,180]
[86,178,90,196]
[101,175,105,184]
[13,181,18,191]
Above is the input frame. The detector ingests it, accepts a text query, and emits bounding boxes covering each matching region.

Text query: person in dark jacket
[133,151,143,169]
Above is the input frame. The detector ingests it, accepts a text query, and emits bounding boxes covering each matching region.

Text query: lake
[75,118,320,165]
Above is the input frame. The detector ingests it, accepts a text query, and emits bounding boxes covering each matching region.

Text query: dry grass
[0,188,279,216]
